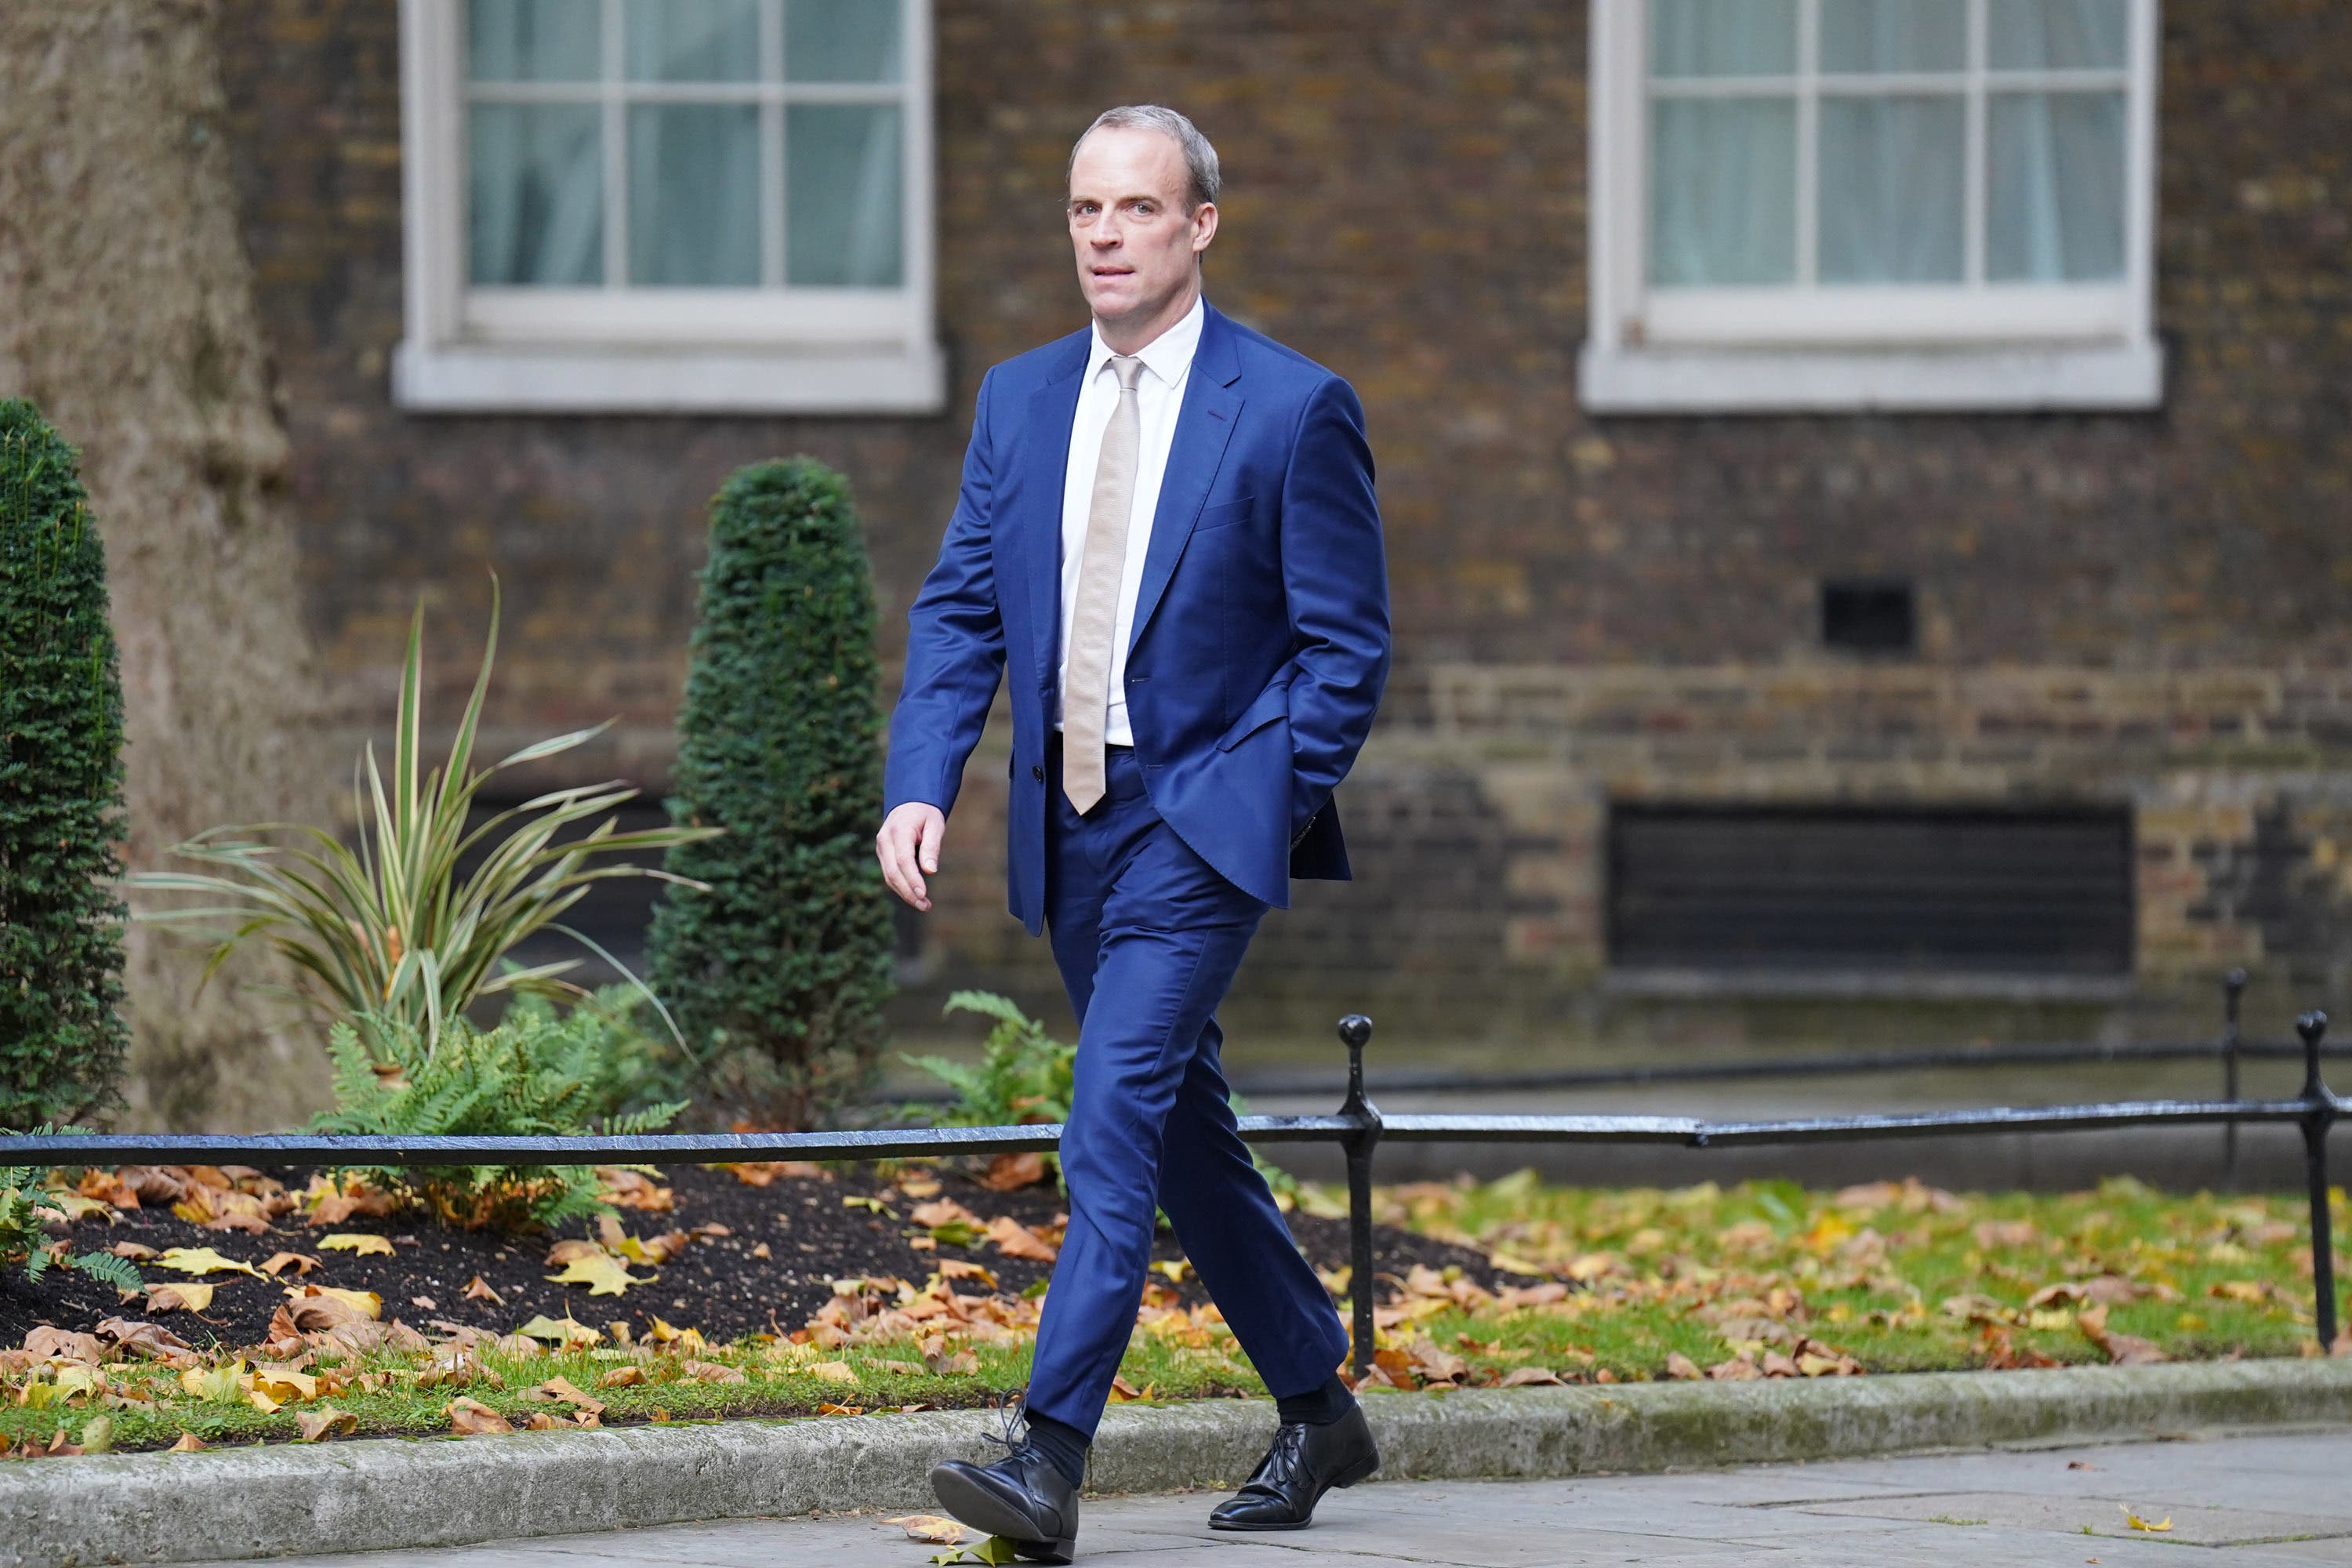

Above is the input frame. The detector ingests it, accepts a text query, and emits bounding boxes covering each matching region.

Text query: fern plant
[1,1128,141,1290]
[310,1007,688,1232]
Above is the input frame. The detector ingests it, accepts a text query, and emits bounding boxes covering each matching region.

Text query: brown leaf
[526,1375,607,1415]
[1707,1355,1761,1381]
[446,1396,513,1435]
[1497,1366,1566,1387]
[260,1252,321,1279]
[910,1198,985,1230]
[1760,1351,1799,1377]
[2078,1305,2166,1366]
[1108,1374,1145,1401]
[1664,1352,1704,1381]
[985,1215,1059,1262]
[109,1241,158,1262]
[681,1358,749,1384]
[167,1431,207,1452]
[295,1406,358,1441]
[543,1238,604,1267]
[93,1317,193,1363]
[599,1365,647,1388]
[524,1412,560,1430]
[817,1402,864,1416]
[23,1327,104,1363]
[463,1275,506,1306]
[977,1152,1050,1191]
[887,1515,971,1545]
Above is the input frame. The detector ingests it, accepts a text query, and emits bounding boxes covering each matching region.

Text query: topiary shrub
[648,458,894,1130]
[0,401,129,1126]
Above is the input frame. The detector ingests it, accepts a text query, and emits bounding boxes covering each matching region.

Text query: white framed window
[395,0,944,414]
[1581,0,2163,413]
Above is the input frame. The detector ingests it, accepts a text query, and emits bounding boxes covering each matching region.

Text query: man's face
[1068,125,1215,327]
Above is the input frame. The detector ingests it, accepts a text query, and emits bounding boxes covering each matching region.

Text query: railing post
[2222,967,2248,1179]
[2298,1011,2338,1351]
[1335,1013,1382,1378]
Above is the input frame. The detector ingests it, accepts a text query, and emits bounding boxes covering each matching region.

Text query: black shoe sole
[929,1467,1077,1563]
[1205,1450,1381,1531]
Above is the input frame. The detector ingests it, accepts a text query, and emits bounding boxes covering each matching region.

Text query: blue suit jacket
[884,299,1392,934]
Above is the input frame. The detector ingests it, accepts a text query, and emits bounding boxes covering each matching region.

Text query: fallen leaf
[110,1242,158,1261]
[543,1238,604,1266]
[888,1515,971,1545]
[285,1284,383,1323]
[898,1178,944,1200]
[818,1402,865,1416]
[2120,1505,2172,1533]
[985,1216,1058,1262]
[447,1396,513,1435]
[977,1152,1049,1191]
[295,1406,358,1441]
[1497,1367,1566,1387]
[681,1358,748,1384]
[145,1283,216,1313]
[599,1365,646,1388]
[155,1246,261,1278]
[2078,1305,2166,1366]
[1109,1374,1145,1401]
[525,1375,607,1415]
[545,1254,655,1297]
[463,1275,506,1305]
[318,1233,395,1257]
[167,1432,207,1452]
[938,1258,998,1288]
[513,1315,603,1347]
[931,1535,1022,1566]
[94,1317,192,1361]
[1664,1352,1704,1381]
[24,1327,104,1363]
[525,1412,559,1431]
[809,1359,858,1384]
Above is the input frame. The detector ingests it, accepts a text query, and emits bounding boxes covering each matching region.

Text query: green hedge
[648,458,894,1129]
[0,402,128,1125]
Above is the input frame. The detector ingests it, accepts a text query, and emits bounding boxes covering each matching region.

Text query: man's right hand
[876,802,947,912]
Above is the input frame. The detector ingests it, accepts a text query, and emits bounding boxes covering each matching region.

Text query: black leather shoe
[1207,1403,1380,1530]
[928,1439,1080,1563]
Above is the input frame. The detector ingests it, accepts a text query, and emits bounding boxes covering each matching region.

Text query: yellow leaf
[544,1254,654,1297]
[285,1284,383,1320]
[167,1431,207,1452]
[1486,1252,1552,1277]
[525,1375,606,1414]
[319,1233,395,1257]
[180,1361,247,1402]
[2120,1506,2172,1533]
[245,1385,284,1414]
[156,1247,261,1278]
[248,1367,318,1403]
[889,1515,971,1544]
[1150,1259,1192,1283]
[145,1282,216,1313]
[810,1360,858,1384]
[514,1314,604,1346]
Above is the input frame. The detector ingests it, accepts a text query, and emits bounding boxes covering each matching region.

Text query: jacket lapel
[1022,336,1090,696]
[1127,302,1243,653]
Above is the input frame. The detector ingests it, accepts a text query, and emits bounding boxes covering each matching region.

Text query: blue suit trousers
[1022,741,1352,1437]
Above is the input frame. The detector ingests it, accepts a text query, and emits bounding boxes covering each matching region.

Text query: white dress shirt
[1053,293,1204,747]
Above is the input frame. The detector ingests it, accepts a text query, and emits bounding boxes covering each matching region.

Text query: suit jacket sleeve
[884,366,1006,818]
[1277,372,1392,840]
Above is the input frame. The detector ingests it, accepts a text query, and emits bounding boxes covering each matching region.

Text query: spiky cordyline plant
[129,580,720,1049]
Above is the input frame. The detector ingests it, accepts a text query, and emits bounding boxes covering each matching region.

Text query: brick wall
[212,1,2352,1055]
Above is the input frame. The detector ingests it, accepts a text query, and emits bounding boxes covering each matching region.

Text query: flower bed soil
[1,1160,1510,1352]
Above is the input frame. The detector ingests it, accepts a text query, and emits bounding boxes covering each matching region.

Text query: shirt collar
[1088,293,1205,390]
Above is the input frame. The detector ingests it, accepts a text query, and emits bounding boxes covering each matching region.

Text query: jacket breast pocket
[1192,495,1256,532]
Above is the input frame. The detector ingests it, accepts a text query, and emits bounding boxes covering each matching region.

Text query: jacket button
[1031,764,1044,782]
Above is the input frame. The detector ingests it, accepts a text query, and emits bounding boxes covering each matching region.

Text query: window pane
[1987,91,2125,280]
[629,106,761,286]
[1650,0,1796,78]
[1649,98,1797,285]
[787,104,904,285]
[1820,0,1965,73]
[469,103,603,285]
[1818,96,1964,281]
[624,0,760,82]
[786,0,903,82]
[1989,0,2129,70]
[469,0,600,82]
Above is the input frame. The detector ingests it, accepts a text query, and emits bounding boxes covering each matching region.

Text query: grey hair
[1069,104,1221,212]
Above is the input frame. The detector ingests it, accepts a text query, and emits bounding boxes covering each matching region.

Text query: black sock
[1021,1410,1089,1487]
[1275,1374,1358,1427]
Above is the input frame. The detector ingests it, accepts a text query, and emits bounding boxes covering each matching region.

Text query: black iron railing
[2,996,2340,1377]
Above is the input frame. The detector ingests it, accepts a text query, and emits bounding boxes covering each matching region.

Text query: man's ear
[1191,201,1218,254]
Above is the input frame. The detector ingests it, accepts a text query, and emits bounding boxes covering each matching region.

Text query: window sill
[392,338,949,415]
[1577,339,2164,415]
[1602,967,2137,1004]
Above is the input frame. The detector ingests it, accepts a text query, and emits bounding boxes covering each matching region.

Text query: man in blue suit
[877,103,1389,1561]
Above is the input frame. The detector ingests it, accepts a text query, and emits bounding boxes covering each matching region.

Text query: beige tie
[1062,353,1146,813]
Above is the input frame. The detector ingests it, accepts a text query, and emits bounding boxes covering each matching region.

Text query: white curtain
[786,0,904,82]
[1987,91,2126,280]
[469,103,604,285]
[1820,0,1964,72]
[1651,0,1795,77]
[469,0,598,81]
[630,106,762,286]
[624,0,760,82]
[1990,0,2129,70]
[787,105,903,286]
[1819,95,1965,283]
[1650,97,1797,285]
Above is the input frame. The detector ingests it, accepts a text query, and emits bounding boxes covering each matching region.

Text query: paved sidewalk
[179,1427,2352,1567]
